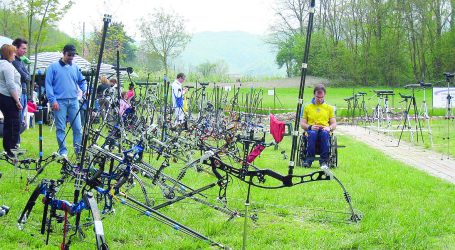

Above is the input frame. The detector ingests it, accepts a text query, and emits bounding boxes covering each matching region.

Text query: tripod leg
[412,97,424,143]
[398,100,412,146]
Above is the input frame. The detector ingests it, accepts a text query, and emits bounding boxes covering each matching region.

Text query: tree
[196,60,229,79]
[269,0,455,85]
[13,0,73,53]
[139,8,191,74]
[86,22,136,65]
[10,0,73,96]
[197,61,217,78]
[275,37,296,77]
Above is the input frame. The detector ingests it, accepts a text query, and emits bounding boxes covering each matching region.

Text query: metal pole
[288,0,316,176]
[274,87,276,110]
[242,177,252,250]
[116,50,122,153]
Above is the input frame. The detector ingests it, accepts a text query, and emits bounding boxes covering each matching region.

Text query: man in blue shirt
[45,44,87,157]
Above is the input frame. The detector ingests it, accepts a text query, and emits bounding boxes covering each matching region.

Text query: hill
[176,31,285,77]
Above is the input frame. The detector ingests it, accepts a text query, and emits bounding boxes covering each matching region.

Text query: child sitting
[119,91,132,117]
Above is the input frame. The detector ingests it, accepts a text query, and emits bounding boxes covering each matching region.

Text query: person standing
[11,38,30,146]
[45,44,87,157]
[0,44,23,157]
[171,73,187,126]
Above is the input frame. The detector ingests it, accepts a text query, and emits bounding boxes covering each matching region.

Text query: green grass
[366,118,455,158]
[0,125,454,249]
[182,86,448,116]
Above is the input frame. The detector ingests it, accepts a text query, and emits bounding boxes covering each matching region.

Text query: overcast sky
[58,0,277,40]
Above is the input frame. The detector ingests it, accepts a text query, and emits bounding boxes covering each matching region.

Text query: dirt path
[337,125,455,184]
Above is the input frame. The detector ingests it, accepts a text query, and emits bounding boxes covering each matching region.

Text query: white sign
[224,85,232,92]
[433,87,455,108]
[268,89,275,96]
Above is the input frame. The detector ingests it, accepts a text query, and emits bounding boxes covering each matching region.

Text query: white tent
[29,52,135,79]
[99,63,138,78]
[0,36,13,47]
[30,51,91,73]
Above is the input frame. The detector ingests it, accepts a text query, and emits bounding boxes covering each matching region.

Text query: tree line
[270,0,455,86]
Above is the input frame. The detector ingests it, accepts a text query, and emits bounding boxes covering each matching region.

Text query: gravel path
[337,125,455,184]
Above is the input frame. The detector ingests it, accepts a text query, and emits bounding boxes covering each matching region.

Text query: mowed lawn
[384,118,455,158]
[206,86,448,117]
[0,125,454,249]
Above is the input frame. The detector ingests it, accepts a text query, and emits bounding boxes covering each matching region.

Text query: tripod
[397,93,414,145]
[442,72,454,159]
[343,96,353,124]
[355,92,368,126]
[373,90,394,133]
[397,91,423,146]
[397,84,424,146]
[419,82,434,147]
[352,94,359,125]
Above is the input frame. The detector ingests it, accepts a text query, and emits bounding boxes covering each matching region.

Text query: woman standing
[0,44,23,157]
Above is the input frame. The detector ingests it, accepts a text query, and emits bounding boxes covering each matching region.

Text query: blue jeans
[53,98,82,155]
[17,93,27,144]
[305,130,330,165]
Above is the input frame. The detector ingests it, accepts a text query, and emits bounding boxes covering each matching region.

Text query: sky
[58,0,278,40]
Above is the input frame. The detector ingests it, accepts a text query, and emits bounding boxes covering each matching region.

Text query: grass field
[188,86,448,116]
[379,118,455,158]
[0,125,454,249]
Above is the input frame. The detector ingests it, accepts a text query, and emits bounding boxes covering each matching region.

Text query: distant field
[381,118,455,158]
[182,86,447,116]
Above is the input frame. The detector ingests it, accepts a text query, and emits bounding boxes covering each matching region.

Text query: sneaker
[11,148,26,156]
[4,151,16,159]
[320,162,329,170]
[303,162,312,168]
[320,162,332,179]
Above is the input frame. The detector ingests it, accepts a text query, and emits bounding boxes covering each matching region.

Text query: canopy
[0,36,13,47]
[29,52,135,78]
[29,52,91,73]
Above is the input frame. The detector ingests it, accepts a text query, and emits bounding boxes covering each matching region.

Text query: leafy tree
[197,61,217,78]
[86,22,136,65]
[195,60,229,79]
[139,8,191,74]
[270,0,455,86]
[275,37,296,77]
[13,0,73,54]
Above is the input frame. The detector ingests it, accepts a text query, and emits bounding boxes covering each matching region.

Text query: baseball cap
[63,44,78,54]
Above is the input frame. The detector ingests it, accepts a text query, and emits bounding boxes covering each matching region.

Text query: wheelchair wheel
[329,135,338,168]
[296,135,307,167]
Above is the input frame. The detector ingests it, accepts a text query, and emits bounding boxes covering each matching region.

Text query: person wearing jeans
[171,73,188,126]
[45,44,86,156]
[12,38,30,146]
[300,84,337,169]
[53,98,82,156]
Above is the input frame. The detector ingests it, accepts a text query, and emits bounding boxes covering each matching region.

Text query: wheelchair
[296,130,338,168]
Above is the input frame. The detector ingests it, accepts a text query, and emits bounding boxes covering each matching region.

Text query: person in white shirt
[171,73,188,125]
[0,44,23,157]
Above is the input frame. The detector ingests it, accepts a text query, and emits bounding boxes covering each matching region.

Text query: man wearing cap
[300,84,336,169]
[45,44,87,157]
